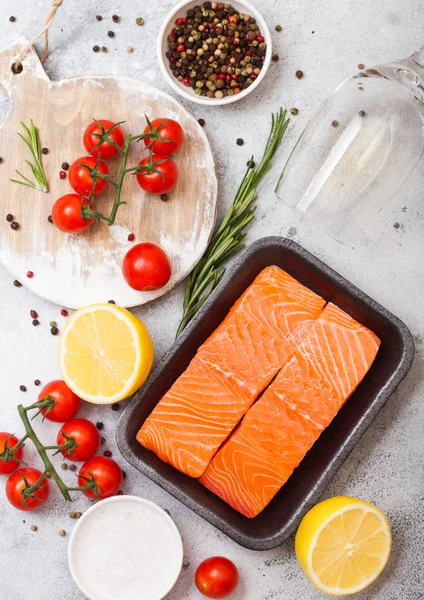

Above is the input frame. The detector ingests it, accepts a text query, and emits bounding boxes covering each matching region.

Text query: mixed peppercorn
[166,1,267,98]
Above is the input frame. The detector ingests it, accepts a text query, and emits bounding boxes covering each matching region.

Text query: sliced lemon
[295,496,391,596]
[59,303,154,404]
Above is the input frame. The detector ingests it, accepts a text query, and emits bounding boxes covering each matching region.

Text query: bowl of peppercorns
[158,0,272,105]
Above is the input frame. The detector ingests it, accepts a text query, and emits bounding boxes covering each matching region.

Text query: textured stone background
[0,1,423,599]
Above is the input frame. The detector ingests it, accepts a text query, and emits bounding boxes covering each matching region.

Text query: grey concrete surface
[0,1,423,599]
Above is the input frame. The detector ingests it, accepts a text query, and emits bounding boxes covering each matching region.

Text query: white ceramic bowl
[158,0,272,105]
[68,496,183,600]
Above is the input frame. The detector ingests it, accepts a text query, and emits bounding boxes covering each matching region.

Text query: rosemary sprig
[176,108,290,337]
[10,120,48,192]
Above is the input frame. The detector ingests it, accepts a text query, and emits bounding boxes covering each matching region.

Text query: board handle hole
[11,62,23,74]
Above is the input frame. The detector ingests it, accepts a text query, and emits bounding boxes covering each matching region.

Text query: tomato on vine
[57,419,101,462]
[69,155,109,197]
[83,119,125,160]
[0,432,24,475]
[52,194,94,234]
[122,243,171,291]
[6,468,50,511]
[38,380,81,423]
[136,154,178,195]
[78,456,123,499]
[143,118,184,155]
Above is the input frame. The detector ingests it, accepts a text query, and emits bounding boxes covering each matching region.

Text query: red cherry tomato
[0,432,24,475]
[69,156,109,197]
[52,194,93,234]
[195,557,239,599]
[78,456,123,500]
[38,380,81,423]
[143,118,184,155]
[122,243,171,291]
[57,419,101,462]
[6,468,50,511]
[136,155,178,195]
[83,119,125,160]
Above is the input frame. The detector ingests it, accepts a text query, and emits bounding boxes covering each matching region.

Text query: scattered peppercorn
[13,280,22,287]
[96,421,104,431]
[32,319,39,326]
[358,86,364,91]
[247,160,255,168]
[59,530,66,537]
[45,472,51,478]
[111,403,120,411]
[41,147,49,155]
[331,120,339,127]
[11,62,23,74]
[60,170,66,179]
[101,46,108,53]
[50,320,57,327]
[48,215,53,223]
[160,194,168,202]
[296,70,304,79]
[31,525,38,531]
[117,490,124,495]
[271,54,279,62]
[6,213,13,222]
[122,470,127,479]
[127,46,134,53]
[9,16,16,22]
[0,157,3,163]
[104,450,112,457]
[108,300,116,304]
[20,385,26,392]
[358,63,365,70]
[136,17,144,26]
[34,379,41,386]
[93,45,100,53]
[359,110,366,117]
[108,31,115,38]
[290,107,299,115]
[75,512,82,519]
[61,309,68,317]
[275,24,282,32]
[112,15,120,23]
[393,222,400,229]
[96,15,102,21]
[61,162,69,171]
[236,138,244,146]
[27,271,33,278]
[11,221,19,230]
[198,118,205,127]
[51,326,59,336]
[70,511,77,519]
[30,309,38,319]
[128,233,135,241]
[166,2,267,99]
[101,437,106,445]
[61,463,68,470]
[69,464,77,472]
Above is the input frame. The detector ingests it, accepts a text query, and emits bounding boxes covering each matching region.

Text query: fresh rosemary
[10,120,49,192]
[176,108,290,337]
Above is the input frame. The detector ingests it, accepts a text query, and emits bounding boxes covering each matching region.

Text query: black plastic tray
[117,237,414,550]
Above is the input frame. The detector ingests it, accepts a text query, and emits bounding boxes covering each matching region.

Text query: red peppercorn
[177,44,185,52]
[218,73,225,80]
[233,38,239,45]
[26,271,34,278]
[61,309,68,317]
[229,15,238,23]
[59,171,66,179]
[231,73,237,80]
[104,450,112,458]
[182,77,190,86]
[175,17,186,25]
[170,57,175,63]
[127,233,135,241]
[226,74,231,82]
[250,74,257,80]
[256,35,265,43]
[30,309,38,319]
[171,27,177,35]
[117,490,124,496]
[234,87,241,94]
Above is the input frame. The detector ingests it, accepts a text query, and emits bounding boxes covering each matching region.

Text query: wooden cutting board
[0,39,217,308]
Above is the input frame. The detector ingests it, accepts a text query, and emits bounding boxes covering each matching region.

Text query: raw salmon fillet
[200,303,380,517]
[137,266,325,477]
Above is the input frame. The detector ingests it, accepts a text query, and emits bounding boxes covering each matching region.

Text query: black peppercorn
[41,147,49,154]
[198,118,205,126]
[271,54,279,62]
[104,450,112,457]
[6,213,13,222]
[108,31,115,38]
[93,45,100,53]
[111,403,120,411]
[9,16,16,22]
[108,300,116,304]
[236,138,244,146]
[48,215,53,223]
[20,385,26,392]
[61,162,69,170]
[34,379,41,386]
[101,46,108,53]
[296,70,304,79]
[96,15,102,21]
[96,422,104,430]
[32,319,40,326]
[50,326,59,336]
[112,15,120,23]
[122,470,127,479]
[11,221,19,230]
[13,280,22,287]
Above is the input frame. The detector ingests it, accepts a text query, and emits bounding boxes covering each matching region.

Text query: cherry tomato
[69,155,109,197]
[195,557,239,599]
[52,194,94,234]
[38,380,81,423]
[83,119,125,160]
[57,419,101,462]
[0,432,24,475]
[143,118,184,155]
[6,468,50,511]
[136,155,178,195]
[78,456,123,500]
[122,243,171,291]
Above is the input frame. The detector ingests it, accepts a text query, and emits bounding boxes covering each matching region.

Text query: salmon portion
[137,266,325,478]
[200,303,380,517]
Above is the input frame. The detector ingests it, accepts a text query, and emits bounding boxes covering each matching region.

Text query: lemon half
[59,303,154,404]
[295,496,392,596]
